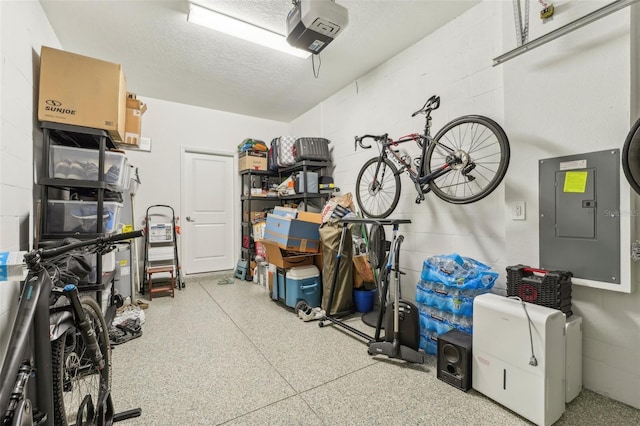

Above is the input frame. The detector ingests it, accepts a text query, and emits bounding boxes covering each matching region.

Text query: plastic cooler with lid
[275,265,321,308]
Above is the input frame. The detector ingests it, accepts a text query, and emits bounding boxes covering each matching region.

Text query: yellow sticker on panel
[563,171,588,193]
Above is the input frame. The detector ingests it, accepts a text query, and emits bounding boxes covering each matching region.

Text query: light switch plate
[512,201,526,220]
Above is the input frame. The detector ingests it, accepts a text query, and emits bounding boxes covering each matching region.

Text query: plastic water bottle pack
[416,253,498,355]
[420,253,498,291]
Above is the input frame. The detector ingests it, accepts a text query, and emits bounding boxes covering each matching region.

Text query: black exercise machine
[318,217,425,364]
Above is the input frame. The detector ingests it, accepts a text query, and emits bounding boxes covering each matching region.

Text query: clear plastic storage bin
[49,145,130,191]
[46,200,123,234]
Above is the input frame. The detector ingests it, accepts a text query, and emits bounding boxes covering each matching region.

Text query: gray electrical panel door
[539,150,620,284]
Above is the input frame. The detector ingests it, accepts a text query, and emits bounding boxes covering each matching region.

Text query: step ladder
[142,205,183,299]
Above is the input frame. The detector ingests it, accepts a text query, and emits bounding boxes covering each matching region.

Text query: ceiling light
[187,3,311,59]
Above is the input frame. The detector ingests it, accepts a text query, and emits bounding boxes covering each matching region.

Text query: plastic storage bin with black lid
[46,200,123,234]
[49,145,130,191]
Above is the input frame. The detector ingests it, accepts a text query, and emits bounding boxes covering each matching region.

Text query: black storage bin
[506,264,573,317]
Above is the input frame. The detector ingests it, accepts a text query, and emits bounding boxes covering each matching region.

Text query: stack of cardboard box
[259,207,323,291]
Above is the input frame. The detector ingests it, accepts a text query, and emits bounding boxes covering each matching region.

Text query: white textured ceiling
[40,0,480,122]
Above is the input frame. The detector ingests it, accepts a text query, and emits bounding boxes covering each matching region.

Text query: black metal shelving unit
[239,160,334,281]
[38,121,126,319]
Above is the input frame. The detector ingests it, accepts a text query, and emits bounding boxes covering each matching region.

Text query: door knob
[186,216,195,222]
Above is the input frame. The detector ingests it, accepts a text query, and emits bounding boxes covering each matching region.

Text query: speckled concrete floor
[110,273,640,425]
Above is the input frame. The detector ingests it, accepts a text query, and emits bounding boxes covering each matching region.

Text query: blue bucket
[353,288,376,313]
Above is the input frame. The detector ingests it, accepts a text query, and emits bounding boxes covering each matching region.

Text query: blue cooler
[276,265,321,308]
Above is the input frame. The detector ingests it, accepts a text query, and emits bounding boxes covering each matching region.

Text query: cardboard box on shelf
[38,46,127,142]
[122,92,147,146]
[253,222,266,241]
[255,241,267,258]
[239,151,267,172]
[264,210,322,253]
[244,211,266,223]
[262,241,315,269]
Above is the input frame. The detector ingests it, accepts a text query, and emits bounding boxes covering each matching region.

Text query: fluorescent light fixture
[187,3,311,59]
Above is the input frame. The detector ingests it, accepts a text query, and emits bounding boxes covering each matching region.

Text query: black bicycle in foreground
[0,230,143,426]
[354,95,511,218]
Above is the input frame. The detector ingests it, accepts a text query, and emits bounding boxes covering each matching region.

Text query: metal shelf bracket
[493,0,639,66]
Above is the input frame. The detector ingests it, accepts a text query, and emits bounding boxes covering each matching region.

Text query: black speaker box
[437,329,472,391]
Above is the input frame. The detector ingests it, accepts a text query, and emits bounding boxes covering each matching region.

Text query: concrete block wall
[289,0,640,409]
[290,1,507,298]
[500,0,640,408]
[0,0,61,369]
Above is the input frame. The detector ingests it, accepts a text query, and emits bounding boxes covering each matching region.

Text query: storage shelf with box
[39,122,127,242]
[239,168,281,280]
[239,151,268,172]
[37,121,133,323]
[47,144,130,192]
[239,157,334,281]
[45,200,123,235]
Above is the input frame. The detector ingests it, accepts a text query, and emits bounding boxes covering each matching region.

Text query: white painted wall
[500,0,640,408]
[290,2,507,298]
[122,97,287,269]
[289,0,640,409]
[0,1,287,369]
[0,0,61,369]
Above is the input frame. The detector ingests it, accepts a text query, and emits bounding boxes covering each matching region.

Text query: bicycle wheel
[425,115,510,204]
[51,296,111,426]
[355,157,401,218]
[368,224,387,270]
[622,116,640,196]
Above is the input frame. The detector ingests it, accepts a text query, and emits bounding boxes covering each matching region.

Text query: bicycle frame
[374,133,456,188]
[355,95,510,218]
[0,231,142,425]
[0,267,57,425]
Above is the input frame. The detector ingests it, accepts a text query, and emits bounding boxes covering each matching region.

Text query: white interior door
[182,150,235,274]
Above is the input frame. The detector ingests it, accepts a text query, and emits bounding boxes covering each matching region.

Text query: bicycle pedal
[415,195,424,204]
[462,162,476,175]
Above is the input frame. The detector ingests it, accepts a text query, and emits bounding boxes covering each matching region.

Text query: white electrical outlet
[512,201,526,220]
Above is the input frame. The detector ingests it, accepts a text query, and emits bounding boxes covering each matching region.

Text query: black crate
[506,264,572,317]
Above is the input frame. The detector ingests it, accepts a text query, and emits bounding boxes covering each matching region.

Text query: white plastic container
[49,145,130,191]
[46,200,123,234]
[89,251,116,283]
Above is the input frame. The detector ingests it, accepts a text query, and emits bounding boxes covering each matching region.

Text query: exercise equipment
[318,217,425,364]
[361,224,389,328]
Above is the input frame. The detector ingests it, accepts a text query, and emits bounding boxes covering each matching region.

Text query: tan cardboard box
[244,211,266,223]
[38,46,127,142]
[262,241,315,269]
[239,151,268,172]
[122,93,147,146]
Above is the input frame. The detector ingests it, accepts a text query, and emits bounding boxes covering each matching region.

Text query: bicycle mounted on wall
[354,95,511,218]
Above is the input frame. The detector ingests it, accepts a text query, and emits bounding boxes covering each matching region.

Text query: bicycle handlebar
[411,95,441,117]
[354,134,388,151]
[34,230,144,261]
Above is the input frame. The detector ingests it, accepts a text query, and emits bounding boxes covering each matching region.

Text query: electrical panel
[539,149,620,284]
